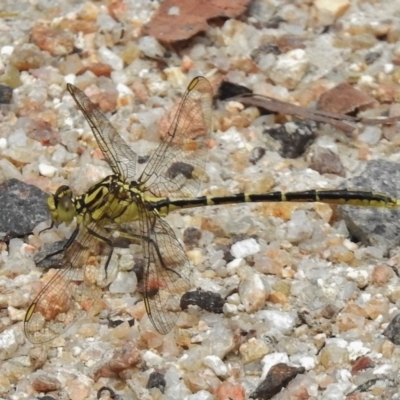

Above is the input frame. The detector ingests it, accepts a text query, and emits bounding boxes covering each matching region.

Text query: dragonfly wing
[67,84,137,181]
[25,221,117,344]
[139,76,213,198]
[137,202,191,334]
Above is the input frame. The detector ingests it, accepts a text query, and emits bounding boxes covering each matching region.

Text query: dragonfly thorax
[47,185,76,225]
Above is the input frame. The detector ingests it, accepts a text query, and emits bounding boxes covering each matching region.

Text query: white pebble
[347,340,369,361]
[138,36,165,59]
[223,303,237,315]
[38,163,57,178]
[0,137,7,149]
[226,257,244,274]
[286,210,313,243]
[142,350,164,368]
[346,269,369,288]
[227,293,241,305]
[290,354,316,370]
[109,271,137,294]
[269,49,309,90]
[98,46,123,71]
[256,310,297,334]
[358,126,382,145]
[203,355,228,378]
[230,238,260,258]
[384,63,394,74]
[0,328,22,360]
[1,45,14,56]
[51,145,68,164]
[116,83,133,96]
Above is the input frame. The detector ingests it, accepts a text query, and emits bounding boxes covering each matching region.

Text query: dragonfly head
[47,185,76,225]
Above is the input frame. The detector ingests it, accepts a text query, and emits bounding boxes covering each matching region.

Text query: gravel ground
[1,1,400,399]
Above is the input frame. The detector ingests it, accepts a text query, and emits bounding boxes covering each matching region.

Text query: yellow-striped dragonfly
[24,76,400,343]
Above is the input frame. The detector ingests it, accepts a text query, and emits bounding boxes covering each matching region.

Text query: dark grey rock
[0,178,49,240]
[338,160,400,255]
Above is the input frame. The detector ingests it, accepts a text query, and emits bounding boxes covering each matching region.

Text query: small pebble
[203,355,228,378]
[38,163,57,178]
[231,238,260,259]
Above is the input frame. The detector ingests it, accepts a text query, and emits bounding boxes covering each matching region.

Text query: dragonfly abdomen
[148,188,400,215]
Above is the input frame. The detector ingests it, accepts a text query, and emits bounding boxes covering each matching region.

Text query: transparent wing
[24,221,117,344]
[139,76,213,199]
[67,84,137,181]
[137,202,191,334]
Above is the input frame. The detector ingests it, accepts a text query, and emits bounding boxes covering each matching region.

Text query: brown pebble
[364,296,389,320]
[184,369,220,393]
[371,264,394,286]
[351,356,374,375]
[89,90,118,113]
[309,147,346,177]
[93,341,141,381]
[32,373,61,392]
[9,45,47,71]
[267,291,288,304]
[58,53,84,76]
[316,82,375,114]
[31,24,74,56]
[216,381,245,400]
[59,18,97,34]
[80,62,113,77]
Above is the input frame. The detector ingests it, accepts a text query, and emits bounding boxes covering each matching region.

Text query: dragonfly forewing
[139,76,213,199]
[67,84,138,182]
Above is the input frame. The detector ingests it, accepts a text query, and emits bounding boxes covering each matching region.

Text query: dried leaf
[142,0,251,43]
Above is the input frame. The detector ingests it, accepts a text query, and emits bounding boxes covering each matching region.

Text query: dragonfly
[24,76,400,344]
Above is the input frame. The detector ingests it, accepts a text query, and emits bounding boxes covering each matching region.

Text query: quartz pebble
[108,271,137,294]
[314,0,350,17]
[269,49,309,90]
[256,310,296,334]
[203,355,228,378]
[238,269,269,313]
[239,338,270,363]
[0,329,23,360]
[230,238,260,258]
[38,163,57,177]
[286,210,314,243]
[358,126,382,145]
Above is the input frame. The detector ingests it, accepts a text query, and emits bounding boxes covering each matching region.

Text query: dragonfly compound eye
[47,186,75,225]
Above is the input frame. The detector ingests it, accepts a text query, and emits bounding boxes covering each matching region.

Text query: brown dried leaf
[316,82,375,114]
[142,0,251,43]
